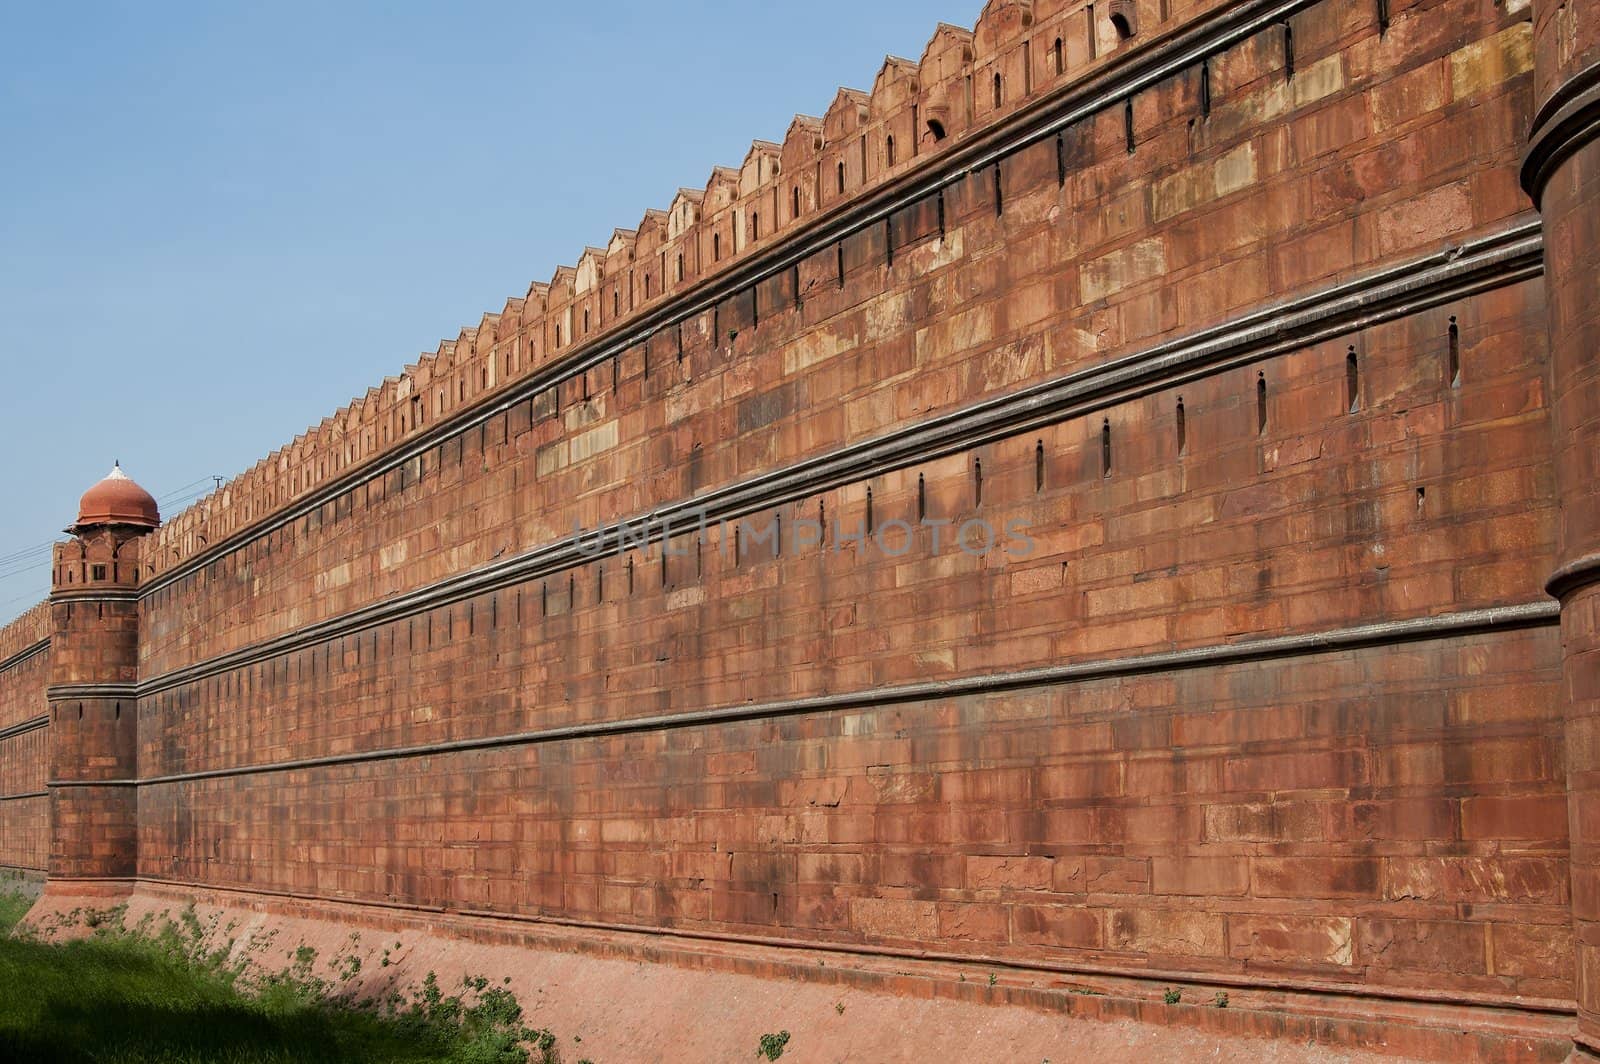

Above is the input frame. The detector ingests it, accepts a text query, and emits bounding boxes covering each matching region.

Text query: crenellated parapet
[0,603,51,667]
[136,0,1196,584]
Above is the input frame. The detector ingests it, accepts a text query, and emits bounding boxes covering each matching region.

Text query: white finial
[107,463,129,480]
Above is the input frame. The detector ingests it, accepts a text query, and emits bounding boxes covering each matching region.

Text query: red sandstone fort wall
[0,604,52,872]
[135,0,1538,672]
[4,0,1574,1035]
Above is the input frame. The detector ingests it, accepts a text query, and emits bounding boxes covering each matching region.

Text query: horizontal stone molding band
[120,602,1558,786]
[46,780,136,789]
[1547,552,1600,602]
[0,639,48,679]
[138,0,1327,599]
[83,875,1576,1025]
[139,221,1545,697]
[0,716,48,743]
[46,684,137,702]
[0,791,46,803]
[50,590,138,605]
[1521,58,1600,206]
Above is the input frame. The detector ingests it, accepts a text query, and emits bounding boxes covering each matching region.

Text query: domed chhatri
[71,462,161,532]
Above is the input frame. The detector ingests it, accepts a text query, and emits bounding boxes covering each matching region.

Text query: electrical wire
[0,561,49,583]
[156,477,215,503]
[0,471,224,604]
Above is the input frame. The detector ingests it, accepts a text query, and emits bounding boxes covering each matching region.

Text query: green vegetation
[0,891,567,1063]
[0,890,31,934]
[755,1030,790,1061]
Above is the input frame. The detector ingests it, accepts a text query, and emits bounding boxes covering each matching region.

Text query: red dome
[74,464,160,530]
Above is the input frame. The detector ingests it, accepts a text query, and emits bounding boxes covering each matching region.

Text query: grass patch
[0,889,33,936]
[0,892,567,1063]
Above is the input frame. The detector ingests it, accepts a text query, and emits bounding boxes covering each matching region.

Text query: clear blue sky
[0,0,971,624]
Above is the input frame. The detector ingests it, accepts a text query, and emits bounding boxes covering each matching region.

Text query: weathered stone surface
[0,0,1582,1056]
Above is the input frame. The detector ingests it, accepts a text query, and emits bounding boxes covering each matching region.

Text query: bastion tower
[1525,0,1600,1057]
[45,465,159,883]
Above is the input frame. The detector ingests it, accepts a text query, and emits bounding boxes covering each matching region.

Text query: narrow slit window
[1054,37,1064,75]
[993,72,1003,110]
[917,474,926,521]
[1035,441,1046,492]
[1448,317,1460,386]
[886,135,895,168]
[1200,60,1211,117]
[1101,419,1113,477]
[865,486,874,534]
[837,160,846,194]
[1256,373,1268,434]
[713,232,721,261]
[974,458,983,506]
[1124,98,1136,153]
[1176,398,1187,455]
[1284,22,1295,80]
[793,185,802,218]
[1346,347,1360,413]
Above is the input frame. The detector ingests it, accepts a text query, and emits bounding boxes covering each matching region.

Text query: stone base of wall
[0,866,44,887]
[19,883,1572,1063]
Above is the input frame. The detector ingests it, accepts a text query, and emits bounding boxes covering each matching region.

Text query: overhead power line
[0,543,54,568]
[0,560,50,583]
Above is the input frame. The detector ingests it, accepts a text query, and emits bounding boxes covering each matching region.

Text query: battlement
[141,0,1233,582]
[0,602,50,666]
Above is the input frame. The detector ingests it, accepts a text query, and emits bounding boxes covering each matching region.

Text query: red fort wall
[4,0,1593,1056]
